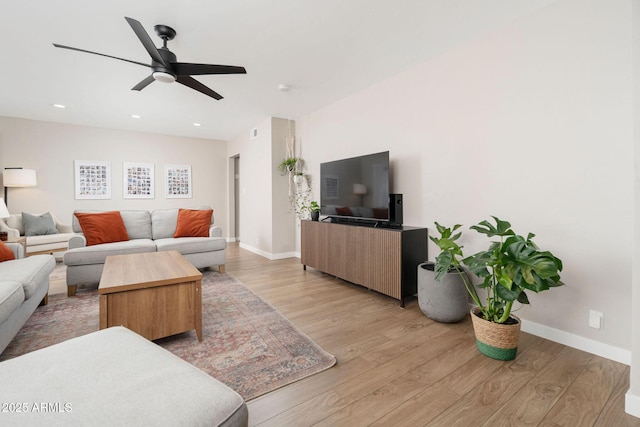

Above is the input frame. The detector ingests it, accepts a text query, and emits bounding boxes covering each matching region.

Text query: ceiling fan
[53,17,246,100]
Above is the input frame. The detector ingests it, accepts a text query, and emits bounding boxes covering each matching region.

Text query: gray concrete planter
[417,262,469,323]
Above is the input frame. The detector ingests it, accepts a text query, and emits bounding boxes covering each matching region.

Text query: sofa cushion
[26,233,77,247]
[73,210,153,240]
[155,237,227,255]
[0,255,55,299]
[174,208,213,238]
[119,210,153,240]
[0,281,25,325]
[25,233,78,256]
[152,207,213,240]
[151,208,179,240]
[335,206,353,216]
[75,211,130,246]
[63,239,156,266]
[0,241,15,262]
[372,207,388,219]
[22,212,59,236]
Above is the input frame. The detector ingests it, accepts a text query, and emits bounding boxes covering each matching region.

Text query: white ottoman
[0,327,248,427]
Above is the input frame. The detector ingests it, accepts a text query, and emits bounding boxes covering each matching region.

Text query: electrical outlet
[589,310,603,329]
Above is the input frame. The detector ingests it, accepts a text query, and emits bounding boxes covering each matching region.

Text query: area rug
[1,268,336,401]
[49,260,66,281]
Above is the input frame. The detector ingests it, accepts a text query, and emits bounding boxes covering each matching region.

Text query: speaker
[389,193,403,226]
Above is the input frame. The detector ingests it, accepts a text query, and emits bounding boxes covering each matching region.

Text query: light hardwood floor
[49,244,640,426]
[223,243,640,427]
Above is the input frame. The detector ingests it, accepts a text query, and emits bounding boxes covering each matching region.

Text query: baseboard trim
[271,251,299,260]
[626,392,640,418]
[238,243,298,261]
[520,319,630,365]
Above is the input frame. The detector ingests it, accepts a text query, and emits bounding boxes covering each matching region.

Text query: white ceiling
[0,0,557,141]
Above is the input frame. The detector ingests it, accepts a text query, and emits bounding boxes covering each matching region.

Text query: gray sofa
[64,207,226,296]
[0,243,55,354]
[0,326,248,426]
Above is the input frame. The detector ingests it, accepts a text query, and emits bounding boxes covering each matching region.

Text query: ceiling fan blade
[53,44,150,68]
[124,17,166,66]
[132,75,156,91]
[172,63,247,76]
[176,75,223,100]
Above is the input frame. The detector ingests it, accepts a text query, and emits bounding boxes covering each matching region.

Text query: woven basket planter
[470,307,521,361]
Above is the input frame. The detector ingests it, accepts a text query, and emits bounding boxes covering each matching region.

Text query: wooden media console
[301,220,427,306]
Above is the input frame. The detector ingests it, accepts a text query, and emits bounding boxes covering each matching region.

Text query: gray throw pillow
[22,212,59,236]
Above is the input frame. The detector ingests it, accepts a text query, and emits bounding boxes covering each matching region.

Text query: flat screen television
[320,151,390,223]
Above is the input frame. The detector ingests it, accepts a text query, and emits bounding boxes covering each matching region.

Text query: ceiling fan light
[152,71,176,83]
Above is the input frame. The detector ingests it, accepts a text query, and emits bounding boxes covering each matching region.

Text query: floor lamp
[3,168,37,210]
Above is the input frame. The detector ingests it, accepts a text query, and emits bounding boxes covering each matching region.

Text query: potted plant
[433,216,564,360]
[278,157,313,218]
[417,222,469,323]
[308,201,321,221]
[278,157,302,175]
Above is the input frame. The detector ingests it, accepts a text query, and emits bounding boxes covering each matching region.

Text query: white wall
[298,0,633,356]
[628,0,640,417]
[270,118,298,256]
[227,117,297,258]
[0,117,228,232]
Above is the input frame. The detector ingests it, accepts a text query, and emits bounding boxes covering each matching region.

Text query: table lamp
[353,183,367,206]
[0,197,9,241]
[0,198,9,219]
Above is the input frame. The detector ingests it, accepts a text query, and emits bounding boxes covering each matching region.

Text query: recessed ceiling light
[278,84,291,92]
[52,104,66,109]
[193,123,202,127]
[131,114,142,119]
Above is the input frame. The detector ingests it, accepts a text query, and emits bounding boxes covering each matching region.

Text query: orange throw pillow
[335,207,353,216]
[372,208,388,219]
[174,209,213,238]
[0,241,15,262]
[74,211,130,246]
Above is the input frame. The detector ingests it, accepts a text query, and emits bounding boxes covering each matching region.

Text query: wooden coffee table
[98,251,203,341]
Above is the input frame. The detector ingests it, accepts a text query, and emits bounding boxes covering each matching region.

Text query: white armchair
[0,212,78,256]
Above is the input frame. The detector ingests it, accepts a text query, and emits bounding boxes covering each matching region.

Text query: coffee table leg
[99,295,108,330]
[196,279,202,342]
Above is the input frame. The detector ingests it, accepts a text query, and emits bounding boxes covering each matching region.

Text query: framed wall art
[74,160,111,200]
[322,175,339,200]
[124,162,154,199]
[165,164,192,198]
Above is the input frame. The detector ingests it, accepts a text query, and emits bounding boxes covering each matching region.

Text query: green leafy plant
[307,201,321,213]
[278,157,302,175]
[277,157,312,219]
[430,222,475,308]
[430,222,464,276]
[432,216,564,324]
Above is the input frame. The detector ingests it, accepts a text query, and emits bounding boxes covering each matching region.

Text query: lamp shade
[0,198,9,219]
[4,169,37,187]
[353,183,367,195]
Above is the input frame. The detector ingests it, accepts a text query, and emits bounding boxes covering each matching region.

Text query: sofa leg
[219,264,225,274]
[40,293,48,306]
[67,285,77,297]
